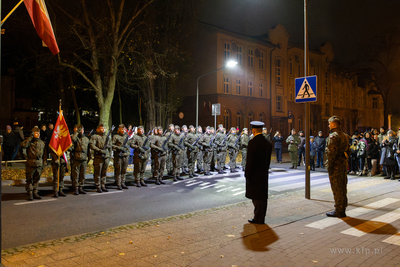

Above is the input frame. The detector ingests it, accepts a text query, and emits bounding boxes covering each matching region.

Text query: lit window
[248,49,254,68]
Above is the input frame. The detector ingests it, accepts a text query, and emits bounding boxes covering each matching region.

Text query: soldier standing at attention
[286,129,300,169]
[169,125,184,181]
[262,127,272,142]
[151,127,167,184]
[112,124,130,190]
[130,126,150,187]
[196,126,204,173]
[49,146,68,197]
[90,124,112,193]
[21,126,46,200]
[70,124,79,180]
[325,116,349,218]
[181,125,189,174]
[210,127,217,172]
[245,121,272,224]
[165,124,175,176]
[241,128,249,172]
[227,127,239,173]
[214,124,227,174]
[199,126,213,176]
[71,125,89,195]
[185,125,199,178]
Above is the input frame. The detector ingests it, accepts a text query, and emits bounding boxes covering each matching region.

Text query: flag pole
[1,0,25,27]
[57,99,62,192]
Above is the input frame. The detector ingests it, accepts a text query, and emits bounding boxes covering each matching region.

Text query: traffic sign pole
[304,0,310,199]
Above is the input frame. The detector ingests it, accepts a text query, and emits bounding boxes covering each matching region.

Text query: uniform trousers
[328,166,348,212]
[93,157,110,186]
[72,160,87,187]
[114,156,129,185]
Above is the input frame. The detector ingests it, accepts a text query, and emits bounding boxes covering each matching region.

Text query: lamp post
[196,60,237,128]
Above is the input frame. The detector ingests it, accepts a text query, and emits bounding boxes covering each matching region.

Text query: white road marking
[271,177,330,191]
[233,191,246,196]
[231,188,242,192]
[269,173,326,184]
[89,191,124,196]
[216,186,234,192]
[382,231,400,246]
[186,181,203,187]
[14,199,58,205]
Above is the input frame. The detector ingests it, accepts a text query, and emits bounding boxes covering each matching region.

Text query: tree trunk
[146,77,157,130]
[68,70,81,125]
[118,84,122,124]
[383,94,389,128]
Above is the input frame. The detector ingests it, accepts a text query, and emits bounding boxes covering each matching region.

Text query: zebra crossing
[306,198,400,246]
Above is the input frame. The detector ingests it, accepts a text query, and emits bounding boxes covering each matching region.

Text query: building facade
[174,23,384,136]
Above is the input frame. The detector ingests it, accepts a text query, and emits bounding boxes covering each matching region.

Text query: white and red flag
[49,110,72,157]
[24,0,60,55]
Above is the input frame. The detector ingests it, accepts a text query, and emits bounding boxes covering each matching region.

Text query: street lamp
[196,60,238,128]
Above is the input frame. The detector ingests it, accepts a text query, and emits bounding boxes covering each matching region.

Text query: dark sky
[197,0,400,65]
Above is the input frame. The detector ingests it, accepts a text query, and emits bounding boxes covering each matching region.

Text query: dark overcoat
[245,133,272,201]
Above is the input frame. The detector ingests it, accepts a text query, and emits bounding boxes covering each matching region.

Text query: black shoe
[27,192,33,201]
[59,190,67,197]
[74,187,79,195]
[390,177,397,180]
[101,185,109,192]
[155,180,161,185]
[218,171,225,174]
[33,192,42,200]
[121,184,129,189]
[173,176,178,181]
[176,176,184,180]
[159,179,166,184]
[384,176,391,179]
[289,166,294,169]
[53,191,59,198]
[189,174,194,178]
[204,172,211,176]
[140,181,148,187]
[248,219,264,224]
[79,187,87,194]
[316,165,320,168]
[96,186,102,193]
[297,164,300,166]
[326,210,346,218]
[136,182,142,187]
[381,172,387,176]
[117,185,123,190]
[193,174,198,177]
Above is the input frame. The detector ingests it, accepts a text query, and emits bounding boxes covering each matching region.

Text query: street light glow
[226,60,238,68]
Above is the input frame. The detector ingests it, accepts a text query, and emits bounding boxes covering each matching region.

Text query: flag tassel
[1,0,25,27]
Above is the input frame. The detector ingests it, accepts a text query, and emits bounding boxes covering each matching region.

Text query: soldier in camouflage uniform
[21,126,46,201]
[325,116,349,218]
[70,124,79,181]
[90,124,112,193]
[199,126,213,175]
[227,127,239,173]
[165,124,174,175]
[71,125,89,195]
[181,125,189,174]
[112,124,130,190]
[241,128,249,171]
[169,125,185,181]
[214,124,228,174]
[286,129,301,169]
[221,128,228,170]
[210,127,217,171]
[150,126,167,185]
[196,126,204,173]
[49,146,68,197]
[184,125,200,178]
[262,127,272,142]
[130,126,150,187]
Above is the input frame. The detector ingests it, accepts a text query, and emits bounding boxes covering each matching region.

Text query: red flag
[49,111,72,157]
[24,0,60,55]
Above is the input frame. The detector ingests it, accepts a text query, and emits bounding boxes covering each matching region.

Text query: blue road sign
[295,76,317,103]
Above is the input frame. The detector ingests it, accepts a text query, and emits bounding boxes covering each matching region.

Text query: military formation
[21,123,253,201]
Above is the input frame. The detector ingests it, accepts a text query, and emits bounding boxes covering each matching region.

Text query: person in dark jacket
[3,125,18,162]
[297,131,306,166]
[12,124,25,160]
[314,131,325,168]
[364,131,376,177]
[380,130,397,180]
[40,125,47,143]
[272,131,284,163]
[245,121,272,224]
[308,136,317,171]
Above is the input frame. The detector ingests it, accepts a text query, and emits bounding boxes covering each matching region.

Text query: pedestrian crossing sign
[295,76,317,103]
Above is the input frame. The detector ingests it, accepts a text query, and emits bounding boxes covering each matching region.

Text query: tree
[53,0,154,129]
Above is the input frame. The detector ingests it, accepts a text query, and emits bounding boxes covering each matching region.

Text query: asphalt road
[1,164,364,249]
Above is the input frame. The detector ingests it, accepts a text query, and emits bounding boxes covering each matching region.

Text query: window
[312,67,316,75]
[224,43,230,61]
[248,81,253,96]
[289,59,293,75]
[236,112,243,129]
[276,95,282,111]
[224,110,230,129]
[236,79,242,95]
[259,52,264,70]
[237,46,242,65]
[259,83,263,97]
[325,103,329,115]
[259,113,264,122]
[325,72,329,93]
[224,77,229,93]
[298,61,301,77]
[372,97,378,109]
[248,49,254,68]
[276,59,282,85]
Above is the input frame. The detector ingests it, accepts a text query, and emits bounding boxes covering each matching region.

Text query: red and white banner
[49,111,72,157]
[24,0,60,55]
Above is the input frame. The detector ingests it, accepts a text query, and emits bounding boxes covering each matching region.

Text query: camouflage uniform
[169,127,185,180]
[286,132,300,168]
[226,131,239,172]
[185,127,199,177]
[199,128,213,175]
[181,126,189,173]
[240,131,249,171]
[150,128,167,184]
[165,124,174,174]
[196,128,204,172]
[129,128,150,186]
[71,130,90,194]
[49,148,67,193]
[214,127,227,173]
[325,116,349,217]
[20,129,46,200]
[112,132,130,189]
[90,131,112,190]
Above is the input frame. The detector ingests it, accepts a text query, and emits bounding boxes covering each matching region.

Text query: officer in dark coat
[325,115,349,218]
[245,121,272,224]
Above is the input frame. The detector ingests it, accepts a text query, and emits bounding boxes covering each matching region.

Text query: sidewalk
[2,154,400,267]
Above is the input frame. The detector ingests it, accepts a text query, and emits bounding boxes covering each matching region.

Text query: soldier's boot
[326,210,347,218]
[117,184,123,190]
[96,186,103,193]
[53,190,59,198]
[159,176,166,184]
[74,187,79,195]
[101,184,109,192]
[189,174,194,178]
[176,175,184,180]
[59,189,67,197]
[289,166,294,169]
[27,191,33,201]
[173,176,178,182]
[33,192,42,200]
[79,187,87,194]
[155,178,161,185]
[140,179,148,187]
[121,183,129,189]
[136,179,141,187]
